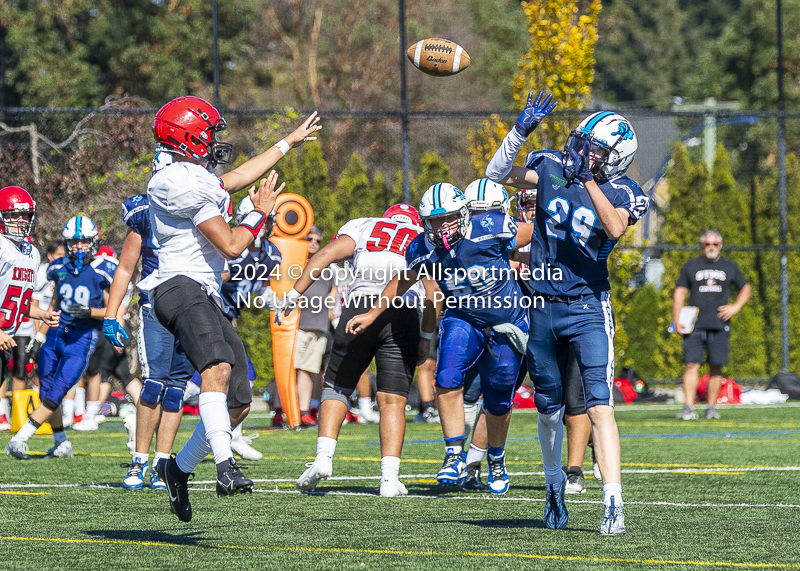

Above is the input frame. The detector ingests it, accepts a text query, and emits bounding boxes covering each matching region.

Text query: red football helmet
[0,186,37,241]
[97,245,116,258]
[383,204,421,227]
[153,96,232,167]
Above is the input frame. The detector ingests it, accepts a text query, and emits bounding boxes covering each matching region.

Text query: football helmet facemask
[62,215,99,269]
[463,178,510,214]
[0,186,36,242]
[563,111,637,182]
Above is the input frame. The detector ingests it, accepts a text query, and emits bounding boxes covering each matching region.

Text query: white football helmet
[62,215,99,267]
[418,183,469,249]
[463,178,510,214]
[515,189,537,223]
[151,150,174,175]
[563,111,637,180]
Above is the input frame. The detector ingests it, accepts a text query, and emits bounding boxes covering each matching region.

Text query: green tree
[624,284,662,379]
[333,153,381,231]
[415,152,454,207]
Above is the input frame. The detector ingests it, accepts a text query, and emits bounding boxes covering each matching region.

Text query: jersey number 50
[366,221,418,256]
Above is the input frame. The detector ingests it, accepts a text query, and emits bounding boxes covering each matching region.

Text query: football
[406,38,470,77]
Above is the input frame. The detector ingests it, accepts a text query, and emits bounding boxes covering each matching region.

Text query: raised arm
[198,172,284,259]
[220,112,321,193]
[344,268,419,335]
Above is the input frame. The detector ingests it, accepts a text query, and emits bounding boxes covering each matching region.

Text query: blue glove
[568,148,594,183]
[514,90,558,137]
[104,317,130,347]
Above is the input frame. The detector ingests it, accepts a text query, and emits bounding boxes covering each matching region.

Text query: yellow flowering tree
[468,0,601,178]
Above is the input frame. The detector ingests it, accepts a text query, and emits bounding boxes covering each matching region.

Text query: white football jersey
[337,217,424,303]
[33,262,55,311]
[0,236,41,335]
[138,161,232,301]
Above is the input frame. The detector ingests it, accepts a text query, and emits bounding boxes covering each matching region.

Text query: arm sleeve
[485,128,528,182]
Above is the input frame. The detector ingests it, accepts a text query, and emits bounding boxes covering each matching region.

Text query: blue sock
[488,445,505,459]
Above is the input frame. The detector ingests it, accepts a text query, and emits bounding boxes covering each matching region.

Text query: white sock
[381,456,401,481]
[198,392,232,464]
[75,387,86,415]
[176,419,212,474]
[538,407,565,485]
[0,397,9,416]
[62,399,74,422]
[14,421,38,442]
[358,397,372,416]
[86,400,100,419]
[154,451,171,462]
[316,436,337,459]
[465,444,487,466]
[464,402,481,438]
[53,430,68,445]
[603,483,623,506]
[232,423,243,440]
[132,452,149,465]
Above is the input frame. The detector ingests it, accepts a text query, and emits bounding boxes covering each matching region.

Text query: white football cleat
[73,418,99,431]
[379,479,408,497]
[231,431,263,461]
[600,497,626,535]
[95,414,107,425]
[62,414,74,429]
[45,440,74,458]
[296,456,332,492]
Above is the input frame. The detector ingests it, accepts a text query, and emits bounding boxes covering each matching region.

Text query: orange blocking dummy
[269,194,314,429]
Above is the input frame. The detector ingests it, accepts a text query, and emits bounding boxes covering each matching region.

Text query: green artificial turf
[1,404,799,570]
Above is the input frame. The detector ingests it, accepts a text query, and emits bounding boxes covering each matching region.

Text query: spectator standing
[673,230,752,420]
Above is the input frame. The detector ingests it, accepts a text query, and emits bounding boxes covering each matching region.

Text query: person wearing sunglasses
[673,230,751,421]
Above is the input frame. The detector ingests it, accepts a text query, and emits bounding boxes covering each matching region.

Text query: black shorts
[152,276,251,409]
[0,348,11,385]
[325,297,420,397]
[563,344,587,416]
[11,336,31,380]
[683,328,730,366]
[86,334,136,386]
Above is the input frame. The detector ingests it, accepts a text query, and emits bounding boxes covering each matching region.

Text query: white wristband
[274,139,291,156]
[419,330,433,340]
[35,331,47,343]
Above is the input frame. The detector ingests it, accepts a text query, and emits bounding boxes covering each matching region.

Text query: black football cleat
[461,461,487,491]
[216,457,253,497]
[159,455,193,522]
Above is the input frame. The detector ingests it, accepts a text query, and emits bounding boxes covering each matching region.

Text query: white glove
[282,287,302,316]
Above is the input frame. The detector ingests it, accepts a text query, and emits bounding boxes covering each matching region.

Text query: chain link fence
[2,103,799,384]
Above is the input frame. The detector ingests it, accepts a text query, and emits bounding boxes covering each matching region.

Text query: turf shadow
[457,519,595,532]
[84,529,209,546]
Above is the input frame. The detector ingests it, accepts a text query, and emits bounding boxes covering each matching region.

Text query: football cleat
[4,439,30,459]
[231,431,263,461]
[0,413,12,431]
[150,465,167,490]
[72,413,85,425]
[45,440,74,458]
[122,460,148,489]
[487,453,510,495]
[462,461,487,492]
[564,466,586,494]
[705,406,721,420]
[73,417,99,431]
[300,414,317,428]
[216,458,253,497]
[413,407,440,424]
[436,451,467,488]
[379,479,409,498]
[676,405,698,421]
[158,455,193,522]
[544,479,569,530]
[296,456,333,492]
[600,496,626,535]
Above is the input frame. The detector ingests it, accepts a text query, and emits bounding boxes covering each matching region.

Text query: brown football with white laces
[406,38,470,77]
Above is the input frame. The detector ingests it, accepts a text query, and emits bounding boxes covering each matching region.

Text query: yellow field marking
[0,491,50,496]
[0,535,798,568]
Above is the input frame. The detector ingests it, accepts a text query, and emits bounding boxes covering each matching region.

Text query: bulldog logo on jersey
[480,215,494,232]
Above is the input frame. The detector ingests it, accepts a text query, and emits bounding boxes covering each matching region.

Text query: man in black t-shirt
[672,230,751,420]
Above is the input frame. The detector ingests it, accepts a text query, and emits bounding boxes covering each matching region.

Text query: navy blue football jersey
[525,150,650,295]
[221,240,282,320]
[122,193,158,305]
[48,256,112,329]
[406,210,527,329]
